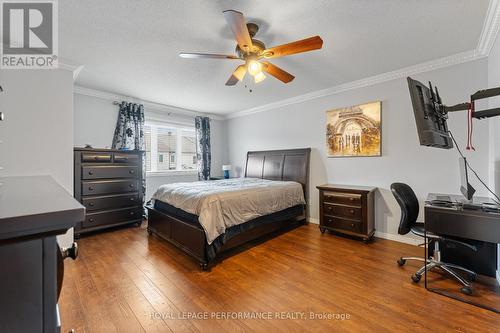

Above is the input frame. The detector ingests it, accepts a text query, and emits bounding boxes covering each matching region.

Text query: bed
[145,148,311,270]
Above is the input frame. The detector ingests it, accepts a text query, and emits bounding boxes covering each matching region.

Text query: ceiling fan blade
[261,62,295,83]
[223,10,253,53]
[179,52,240,59]
[225,65,247,86]
[260,36,323,59]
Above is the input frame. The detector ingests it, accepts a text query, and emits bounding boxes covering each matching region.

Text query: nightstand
[316,184,377,242]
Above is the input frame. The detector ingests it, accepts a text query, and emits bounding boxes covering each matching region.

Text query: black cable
[448,130,500,204]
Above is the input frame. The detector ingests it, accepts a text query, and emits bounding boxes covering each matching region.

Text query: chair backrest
[390,183,419,235]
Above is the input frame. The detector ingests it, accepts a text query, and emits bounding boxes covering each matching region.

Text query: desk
[424,193,500,313]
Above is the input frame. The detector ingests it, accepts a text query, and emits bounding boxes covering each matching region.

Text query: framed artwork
[326,101,382,157]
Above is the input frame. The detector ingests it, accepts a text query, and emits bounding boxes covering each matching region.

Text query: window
[144,123,197,173]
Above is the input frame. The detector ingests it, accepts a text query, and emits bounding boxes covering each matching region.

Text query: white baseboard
[308,217,319,224]
[374,231,420,246]
[497,270,500,284]
[307,218,419,246]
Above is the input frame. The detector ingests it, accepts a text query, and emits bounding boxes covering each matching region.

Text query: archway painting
[326,101,381,157]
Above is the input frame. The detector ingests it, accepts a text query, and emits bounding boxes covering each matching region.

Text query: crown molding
[58,59,84,81]
[477,0,500,56]
[68,0,500,121]
[73,85,225,121]
[226,0,500,120]
[226,49,485,119]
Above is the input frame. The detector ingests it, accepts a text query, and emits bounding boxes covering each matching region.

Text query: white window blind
[144,123,197,173]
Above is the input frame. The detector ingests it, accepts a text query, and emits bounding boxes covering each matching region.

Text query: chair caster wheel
[319,227,326,234]
[461,286,473,295]
[146,228,152,235]
[468,273,477,282]
[397,258,406,266]
[200,263,209,271]
[411,274,421,283]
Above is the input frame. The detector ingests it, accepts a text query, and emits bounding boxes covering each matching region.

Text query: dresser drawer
[323,203,362,219]
[81,153,112,163]
[323,191,361,206]
[83,208,141,229]
[113,153,139,164]
[323,215,362,234]
[82,166,138,180]
[82,180,138,196]
[82,193,139,212]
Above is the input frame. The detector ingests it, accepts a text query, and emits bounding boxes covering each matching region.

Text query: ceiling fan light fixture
[254,72,266,84]
[247,60,262,76]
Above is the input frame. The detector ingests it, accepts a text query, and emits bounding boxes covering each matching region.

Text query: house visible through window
[144,123,197,172]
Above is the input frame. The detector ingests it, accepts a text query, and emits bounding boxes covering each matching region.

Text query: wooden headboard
[244,148,311,202]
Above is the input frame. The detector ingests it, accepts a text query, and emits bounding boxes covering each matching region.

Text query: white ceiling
[61,0,490,115]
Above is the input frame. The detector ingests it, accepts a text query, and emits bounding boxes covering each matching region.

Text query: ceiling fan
[179,10,323,86]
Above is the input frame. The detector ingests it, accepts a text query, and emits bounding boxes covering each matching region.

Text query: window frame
[145,122,198,176]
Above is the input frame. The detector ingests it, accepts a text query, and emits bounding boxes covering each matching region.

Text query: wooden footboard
[146,206,208,266]
[146,204,306,270]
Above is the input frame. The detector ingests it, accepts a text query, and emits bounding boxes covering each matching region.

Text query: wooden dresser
[74,148,144,237]
[317,184,377,242]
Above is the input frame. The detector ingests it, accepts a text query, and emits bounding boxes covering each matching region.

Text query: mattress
[151,178,305,244]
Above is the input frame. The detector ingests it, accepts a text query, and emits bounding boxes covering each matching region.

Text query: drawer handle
[89,218,95,223]
[129,211,135,216]
[88,171,93,175]
[349,197,355,201]
[88,202,94,207]
[88,186,94,191]
[130,197,135,201]
[129,184,134,188]
[129,170,135,174]
[350,209,354,214]
[351,223,355,228]
[327,218,332,223]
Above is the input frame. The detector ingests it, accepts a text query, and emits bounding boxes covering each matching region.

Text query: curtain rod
[112,100,212,120]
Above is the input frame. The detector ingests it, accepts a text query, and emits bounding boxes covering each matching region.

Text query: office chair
[390,182,477,295]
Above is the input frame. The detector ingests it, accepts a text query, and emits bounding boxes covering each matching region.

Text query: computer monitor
[407,77,453,149]
[459,157,475,201]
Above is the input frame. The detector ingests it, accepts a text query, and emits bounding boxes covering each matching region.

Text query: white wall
[0,69,75,246]
[487,31,500,281]
[226,59,490,242]
[73,93,229,200]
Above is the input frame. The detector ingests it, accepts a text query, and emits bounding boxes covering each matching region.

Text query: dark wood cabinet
[74,148,144,237]
[317,184,377,242]
[0,176,84,332]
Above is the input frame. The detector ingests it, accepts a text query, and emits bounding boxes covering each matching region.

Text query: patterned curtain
[112,102,146,217]
[195,116,211,180]
[112,102,145,150]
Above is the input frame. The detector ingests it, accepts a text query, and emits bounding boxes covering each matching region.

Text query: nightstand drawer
[323,215,362,234]
[323,191,361,206]
[323,203,362,219]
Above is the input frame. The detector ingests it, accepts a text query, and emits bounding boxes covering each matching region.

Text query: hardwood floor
[60,223,500,332]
